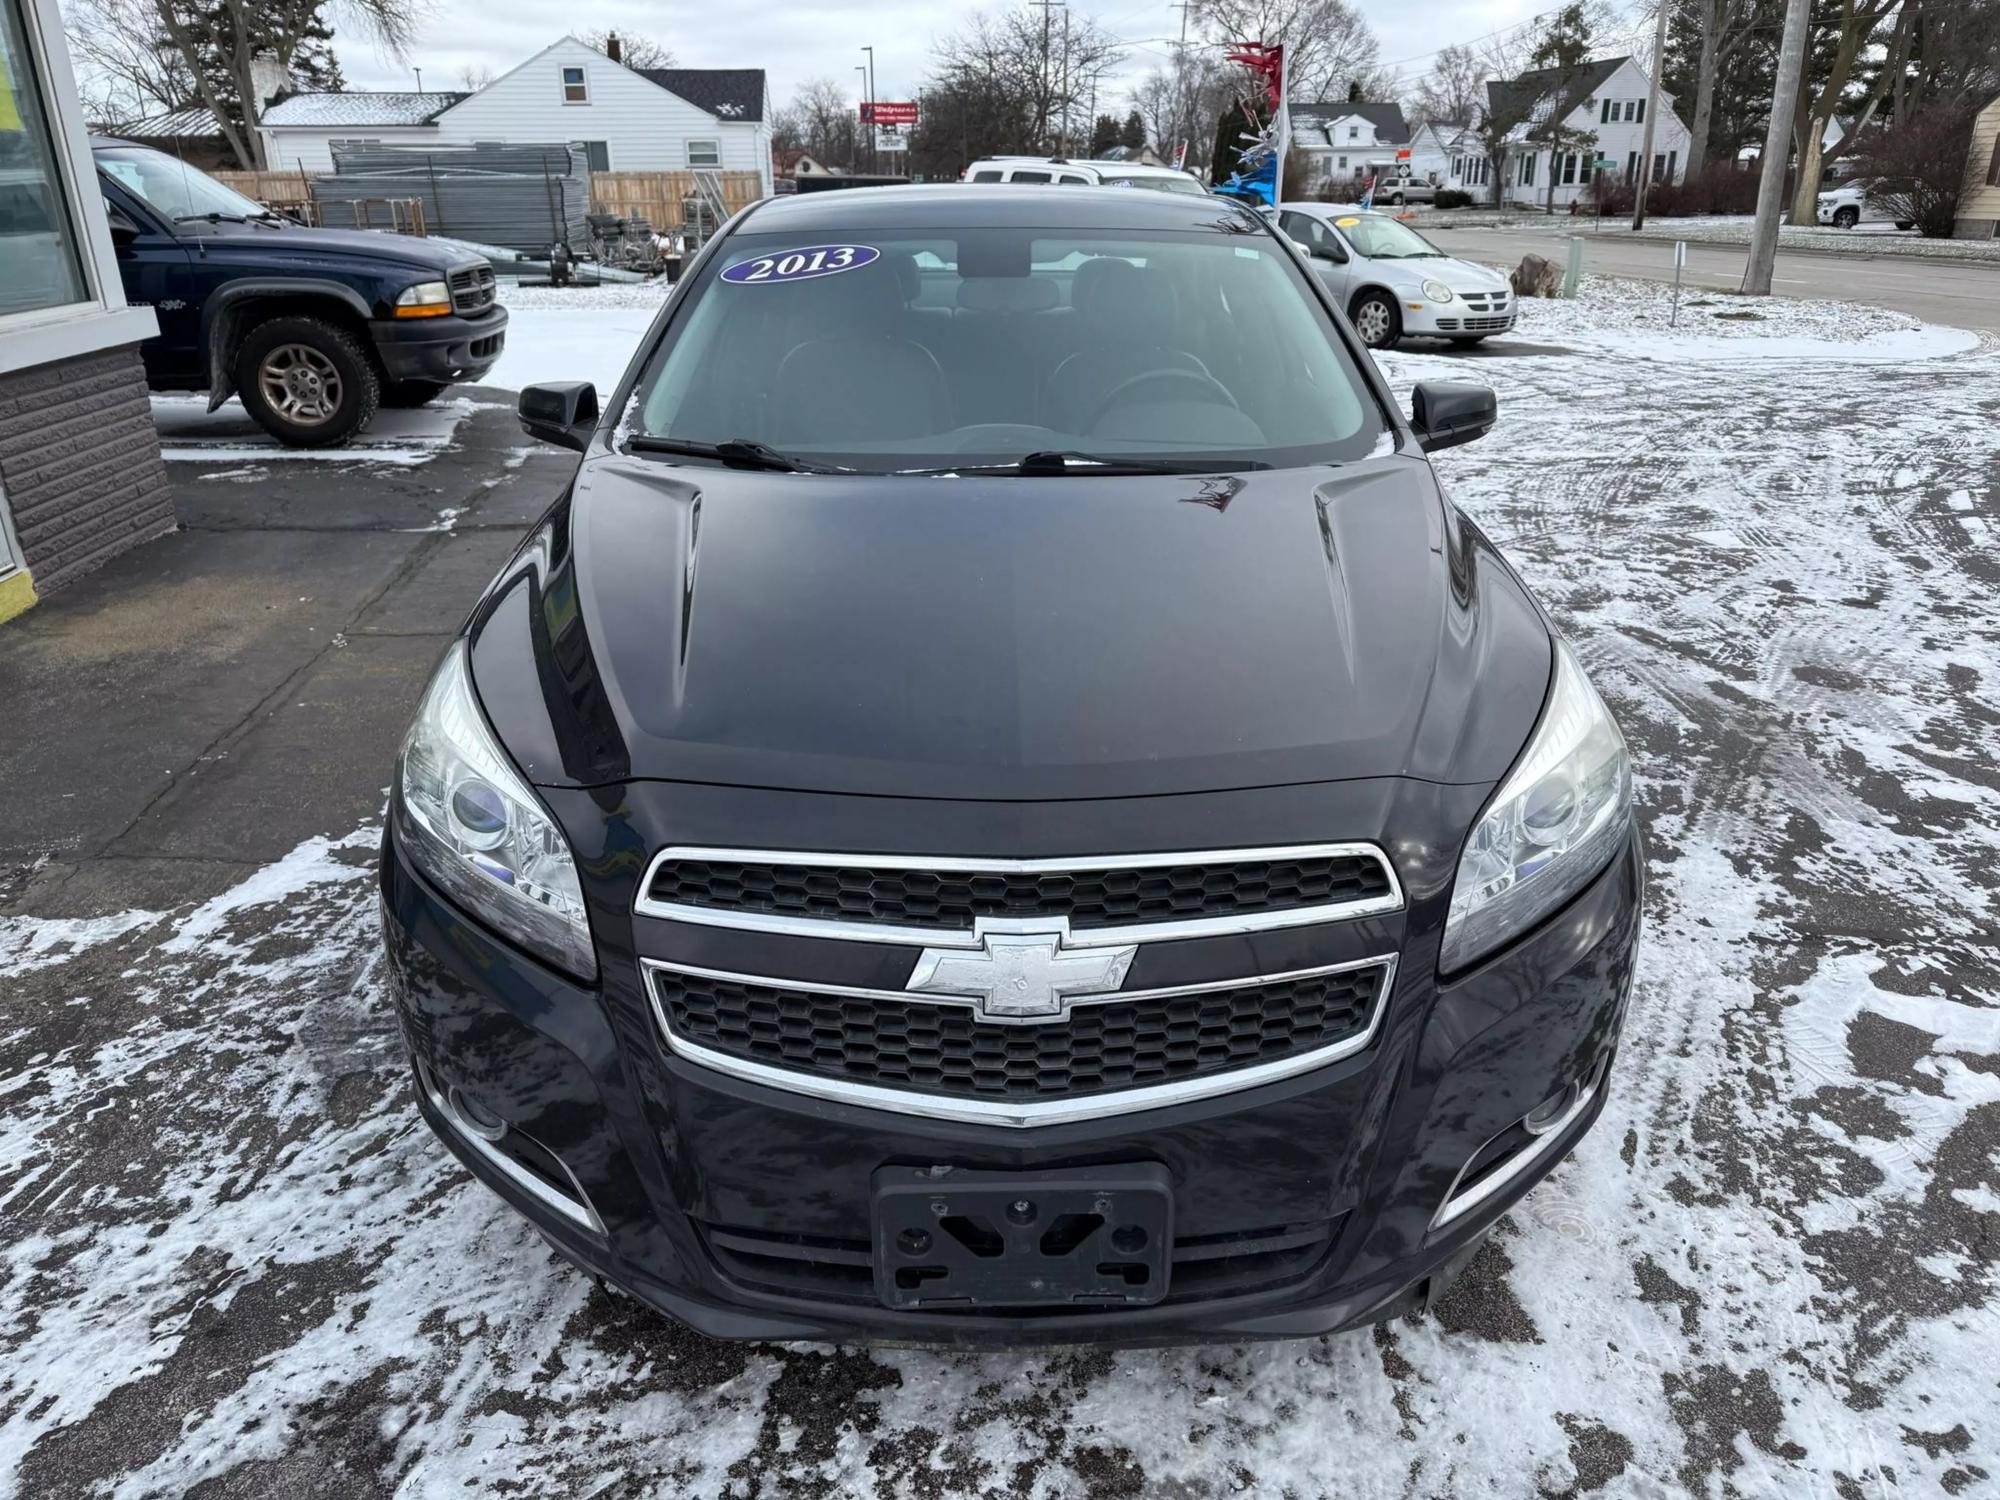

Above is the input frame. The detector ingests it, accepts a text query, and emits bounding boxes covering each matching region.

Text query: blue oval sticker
[720,244,881,285]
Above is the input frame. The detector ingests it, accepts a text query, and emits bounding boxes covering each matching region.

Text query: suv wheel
[235,316,379,447]
[1350,290,1402,350]
[383,379,453,408]
[1833,206,1859,229]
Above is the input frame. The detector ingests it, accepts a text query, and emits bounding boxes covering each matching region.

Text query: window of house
[1559,152,1579,186]
[0,0,90,318]
[1450,158,1461,179]
[1348,125,1360,140]
[582,140,610,171]
[561,65,588,103]
[1337,155,1347,169]
[686,139,722,168]
[1520,153,1536,186]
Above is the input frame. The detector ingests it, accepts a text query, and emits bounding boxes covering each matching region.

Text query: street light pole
[855,65,869,173]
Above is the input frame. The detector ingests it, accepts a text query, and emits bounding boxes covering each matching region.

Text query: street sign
[1593,157,1617,170]
[875,125,909,153]
[1395,148,1411,160]
[861,102,919,126]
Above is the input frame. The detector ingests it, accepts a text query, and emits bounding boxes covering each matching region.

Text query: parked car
[1377,176,1437,206]
[963,156,1209,194]
[1815,178,1915,231]
[1277,203,1515,349]
[380,183,1640,1346]
[93,139,508,447]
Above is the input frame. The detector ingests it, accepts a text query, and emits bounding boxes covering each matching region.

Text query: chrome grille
[636,844,1402,943]
[648,959,1390,1112]
[448,264,497,315]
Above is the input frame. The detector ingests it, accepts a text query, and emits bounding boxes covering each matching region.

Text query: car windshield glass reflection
[1336,216,1444,259]
[631,226,1384,474]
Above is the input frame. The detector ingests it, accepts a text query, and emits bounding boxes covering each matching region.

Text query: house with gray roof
[1478,55,1690,209]
[1290,101,1410,193]
[254,37,771,195]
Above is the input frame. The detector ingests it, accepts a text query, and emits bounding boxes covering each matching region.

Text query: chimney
[249,49,292,111]
[605,31,623,64]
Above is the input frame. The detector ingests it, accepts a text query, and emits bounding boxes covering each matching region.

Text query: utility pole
[1031,0,1065,150]
[1171,0,1195,164]
[1631,0,1669,230]
[1743,0,1810,295]
[862,45,876,173]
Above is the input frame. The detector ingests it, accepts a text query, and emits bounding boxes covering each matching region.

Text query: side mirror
[519,381,599,452]
[1318,239,1348,264]
[105,207,140,244]
[1410,380,1496,453]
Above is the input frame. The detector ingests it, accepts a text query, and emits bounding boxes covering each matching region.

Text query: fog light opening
[447,1085,509,1142]
[1522,1082,1578,1137]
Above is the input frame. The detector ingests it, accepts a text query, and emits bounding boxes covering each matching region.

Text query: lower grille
[700,1216,1340,1309]
[649,962,1387,1106]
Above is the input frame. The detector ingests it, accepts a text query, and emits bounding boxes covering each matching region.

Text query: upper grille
[449,264,497,315]
[642,847,1397,935]
[651,963,1386,1104]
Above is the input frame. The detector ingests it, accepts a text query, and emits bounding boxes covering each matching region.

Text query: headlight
[1421,279,1455,303]
[394,280,452,318]
[395,642,596,979]
[1440,641,1633,973]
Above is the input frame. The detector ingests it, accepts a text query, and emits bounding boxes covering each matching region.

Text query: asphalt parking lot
[3,283,1998,1496]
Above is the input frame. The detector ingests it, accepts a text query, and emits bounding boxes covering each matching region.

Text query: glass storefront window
[0,0,89,317]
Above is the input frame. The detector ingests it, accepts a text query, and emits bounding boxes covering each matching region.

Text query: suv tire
[1832,206,1859,229]
[234,315,379,447]
[383,379,453,408]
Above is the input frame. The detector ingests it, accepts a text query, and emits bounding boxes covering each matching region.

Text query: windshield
[631,224,1383,473]
[1097,172,1207,196]
[1332,215,1442,259]
[96,146,272,224]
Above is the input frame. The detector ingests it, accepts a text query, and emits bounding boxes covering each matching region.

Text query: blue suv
[95,139,508,447]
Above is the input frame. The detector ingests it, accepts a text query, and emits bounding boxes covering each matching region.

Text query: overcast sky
[331,0,1570,116]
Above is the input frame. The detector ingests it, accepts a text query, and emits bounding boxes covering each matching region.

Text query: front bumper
[380,826,1641,1346]
[1402,298,1516,338]
[369,307,508,383]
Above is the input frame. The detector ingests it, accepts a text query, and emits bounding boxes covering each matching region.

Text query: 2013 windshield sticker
[720,245,880,284]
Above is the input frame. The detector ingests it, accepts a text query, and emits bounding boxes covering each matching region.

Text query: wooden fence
[587,170,765,223]
[211,167,766,230]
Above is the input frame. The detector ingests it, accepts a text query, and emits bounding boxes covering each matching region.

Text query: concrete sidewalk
[0,391,576,915]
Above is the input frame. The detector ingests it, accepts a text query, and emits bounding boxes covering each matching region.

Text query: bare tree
[1194,0,1383,102]
[1677,0,1766,169]
[578,29,676,70]
[1409,42,1483,124]
[1850,101,1977,234]
[457,62,495,92]
[778,76,863,169]
[931,5,1125,155]
[65,0,197,121]
[1787,0,1908,228]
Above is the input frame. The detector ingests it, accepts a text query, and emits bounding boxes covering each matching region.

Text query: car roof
[737,183,1264,234]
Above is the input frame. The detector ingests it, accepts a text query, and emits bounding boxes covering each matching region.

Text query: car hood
[1364,254,1507,293]
[468,452,1553,800]
[188,221,479,273]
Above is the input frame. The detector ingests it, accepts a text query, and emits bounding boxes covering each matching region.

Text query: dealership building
[0,0,173,623]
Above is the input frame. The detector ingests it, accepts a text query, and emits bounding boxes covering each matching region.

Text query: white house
[258,37,772,195]
[1478,56,1690,209]
[1408,120,1480,189]
[1290,102,1410,193]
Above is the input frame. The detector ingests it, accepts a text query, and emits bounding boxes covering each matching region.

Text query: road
[1425,224,2000,333]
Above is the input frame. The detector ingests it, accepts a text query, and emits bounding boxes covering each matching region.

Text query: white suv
[962,157,1209,194]
[1815,179,1914,231]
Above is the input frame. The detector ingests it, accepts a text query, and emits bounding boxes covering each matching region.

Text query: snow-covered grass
[6,281,1999,1497]
[485,277,672,393]
[1492,211,2000,261]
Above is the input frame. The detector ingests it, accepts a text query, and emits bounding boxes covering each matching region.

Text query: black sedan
[379,185,1642,1344]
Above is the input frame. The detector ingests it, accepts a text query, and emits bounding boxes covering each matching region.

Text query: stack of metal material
[312,142,590,256]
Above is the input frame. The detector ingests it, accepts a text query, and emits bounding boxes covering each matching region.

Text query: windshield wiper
[174,211,282,227]
[624,436,854,474]
[904,450,1270,477]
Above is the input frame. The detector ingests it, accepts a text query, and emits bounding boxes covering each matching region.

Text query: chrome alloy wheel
[258,343,344,426]
[1353,299,1393,347]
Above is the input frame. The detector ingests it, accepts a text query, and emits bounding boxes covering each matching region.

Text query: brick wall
[0,345,174,595]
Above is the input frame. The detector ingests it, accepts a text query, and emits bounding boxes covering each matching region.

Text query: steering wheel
[1085,367,1239,432]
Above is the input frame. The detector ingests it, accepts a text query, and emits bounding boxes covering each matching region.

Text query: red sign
[860,101,919,126]
[1395,148,1412,160]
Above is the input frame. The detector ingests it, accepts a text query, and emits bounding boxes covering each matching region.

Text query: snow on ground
[485,278,672,394]
[6,284,2000,1498]
[1481,212,2000,262]
[150,393,481,466]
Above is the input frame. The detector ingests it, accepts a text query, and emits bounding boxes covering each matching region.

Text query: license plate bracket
[871,1163,1173,1310]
